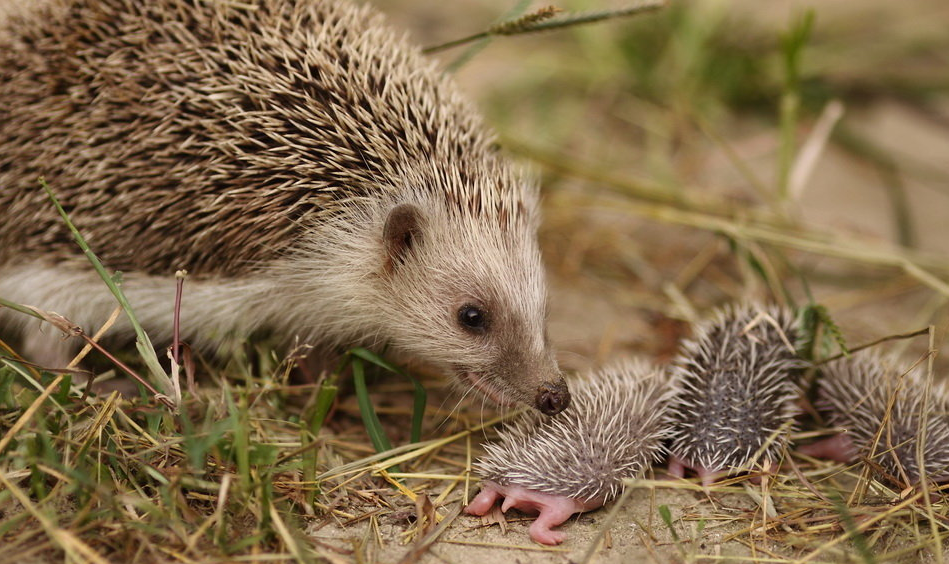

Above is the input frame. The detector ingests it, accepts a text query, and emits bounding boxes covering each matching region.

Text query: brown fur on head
[0,0,569,414]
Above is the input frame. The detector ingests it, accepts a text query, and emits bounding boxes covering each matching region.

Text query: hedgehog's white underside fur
[474,361,672,504]
[817,352,949,484]
[0,0,569,411]
[667,304,803,476]
[0,263,277,366]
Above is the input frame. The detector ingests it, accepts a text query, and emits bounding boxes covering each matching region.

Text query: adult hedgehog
[0,0,570,415]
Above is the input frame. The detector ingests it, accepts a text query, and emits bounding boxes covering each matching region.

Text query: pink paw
[465,482,602,545]
[798,433,857,463]
[667,455,777,486]
[667,456,722,486]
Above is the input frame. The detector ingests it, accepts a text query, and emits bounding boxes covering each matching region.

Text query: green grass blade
[658,504,680,543]
[348,348,399,374]
[831,495,877,564]
[351,357,393,456]
[440,0,531,72]
[776,10,815,200]
[0,297,44,320]
[222,389,251,492]
[309,379,338,438]
[302,379,337,505]
[39,178,174,402]
[349,348,426,444]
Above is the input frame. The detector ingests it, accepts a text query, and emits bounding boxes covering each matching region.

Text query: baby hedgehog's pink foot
[798,433,857,463]
[668,455,777,486]
[465,485,502,515]
[668,455,723,486]
[465,482,601,545]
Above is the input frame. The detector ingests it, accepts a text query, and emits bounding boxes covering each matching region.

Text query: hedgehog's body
[0,0,569,413]
[667,304,802,484]
[466,361,672,545]
[807,353,949,485]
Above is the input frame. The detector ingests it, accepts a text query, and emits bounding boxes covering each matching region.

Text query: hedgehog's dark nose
[536,381,570,416]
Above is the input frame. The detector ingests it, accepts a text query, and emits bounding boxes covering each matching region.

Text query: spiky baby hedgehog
[0,0,570,414]
[667,304,803,485]
[465,360,672,545]
[802,352,949,485]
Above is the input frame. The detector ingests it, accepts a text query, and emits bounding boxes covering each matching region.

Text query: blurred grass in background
[403,0,949,330]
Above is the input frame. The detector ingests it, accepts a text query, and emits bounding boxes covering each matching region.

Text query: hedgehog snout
[536,379,570,416]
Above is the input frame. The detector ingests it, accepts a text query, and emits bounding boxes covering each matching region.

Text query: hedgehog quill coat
[667,304,802,478]
[0,0,569,413]
[466,360,671,545]
[817,352,949,484]
[475,360,672,504]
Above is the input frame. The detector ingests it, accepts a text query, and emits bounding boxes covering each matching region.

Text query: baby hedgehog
[466,360,672,545]
[667,304,802,485]
[802,352,949,485]
[0,0,569,414]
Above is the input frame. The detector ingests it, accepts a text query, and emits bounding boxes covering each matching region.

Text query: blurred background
[376,0,949,373]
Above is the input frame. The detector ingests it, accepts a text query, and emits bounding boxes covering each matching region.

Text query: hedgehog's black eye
[458,305,488,334]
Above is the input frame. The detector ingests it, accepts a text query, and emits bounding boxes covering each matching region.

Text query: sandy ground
[307,487,774,563]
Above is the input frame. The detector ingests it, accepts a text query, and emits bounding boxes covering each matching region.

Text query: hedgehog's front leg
[465,484,502,515]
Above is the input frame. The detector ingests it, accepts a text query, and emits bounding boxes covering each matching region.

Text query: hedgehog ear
[383,203,423,272]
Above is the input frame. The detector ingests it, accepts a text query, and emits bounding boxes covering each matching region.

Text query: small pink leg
[465,485,502,516]
[528,504,575,545]
[668,456,687,479]
[669,455,775,486]
[669,455,723,485]
[696,466,723,487]
[798,434,856,463]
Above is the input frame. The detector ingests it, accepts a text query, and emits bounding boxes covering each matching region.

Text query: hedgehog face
[378,199,570,416]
